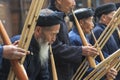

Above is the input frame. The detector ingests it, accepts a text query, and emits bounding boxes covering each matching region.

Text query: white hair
[38,38,49,66]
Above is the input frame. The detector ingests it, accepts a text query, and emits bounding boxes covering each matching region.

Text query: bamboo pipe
[0,20,28,80]
[86,10,120,79]
[91,31,104,61]
[116,27,120,38]
[8,0,38,78]
[71,59,89,80]
[50,45,58,80]
[8,0,45,79]
[94,8,120,47]
[91,57,119,80]
[84,49,120,80]
[87,16,120,78]
[107,58,120,80]
[95,58,120,80]
[20,0,44,63]
[87,0,91,8]
[74,8,120,80]
[72,10,96,68]
[100,15,120,49]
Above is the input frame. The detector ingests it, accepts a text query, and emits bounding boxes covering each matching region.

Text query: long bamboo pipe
[84,49,120,80]
[0,20,28,80]
[116,27,120,38]
[84,8,120,79]
[7,0,45,79]
[72,10,96,68]
[50,45,58,80]
[73,7,120,80]
[91,31,104,61]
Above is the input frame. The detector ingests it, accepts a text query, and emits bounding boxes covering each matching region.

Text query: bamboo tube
[100,15,120,49]
[96,58,120,80]
[73,8,120,80]
[71,59,88,80]
[0,20,28,80]
[77,62,89,79]
[72,10,96,68]
[50,45,58,80]
[87,0,91,8]
[116,27,120,38]
[20,0,44,64]
[7,0,45,80]
[91,31,104,61]
[76,7,120,80]
[84,49,120,80]
[94,8,120,48]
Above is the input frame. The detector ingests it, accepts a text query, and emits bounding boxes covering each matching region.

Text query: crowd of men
[0,0,120,80]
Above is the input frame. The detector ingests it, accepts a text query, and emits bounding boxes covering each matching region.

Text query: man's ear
[101,14,106,22]
[34,26,42,39]
[79,20,83,26]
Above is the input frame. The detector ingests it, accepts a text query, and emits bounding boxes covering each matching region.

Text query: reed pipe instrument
[7,0,45,80]
[72,7,120,80]
[0,21,28,80]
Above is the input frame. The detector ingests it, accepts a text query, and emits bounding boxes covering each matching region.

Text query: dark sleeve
[0,46,3,66]
[10,35,20,43]
[52,38,83,64]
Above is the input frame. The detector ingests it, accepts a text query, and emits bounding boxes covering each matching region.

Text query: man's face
[102,11,116,25]
[40,24,60,44]
[80,17,94,34]
[56,0,76,13]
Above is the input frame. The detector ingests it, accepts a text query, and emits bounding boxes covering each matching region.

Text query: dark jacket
[68,26,101,79]
[89,23,119,59]
[89,23,120,80]
[48,5,83,80]
[0,46,3,67]
[113,29,120,48]
[69,27,83,46]
[0,35,49,80]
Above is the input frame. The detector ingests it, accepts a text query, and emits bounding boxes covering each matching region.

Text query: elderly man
[69,8,118,80]
[0,8,63,80]
[90,3,119,61]
[48,0,98,80]
[89,3,119,80]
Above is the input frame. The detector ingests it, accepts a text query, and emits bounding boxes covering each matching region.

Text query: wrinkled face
[56,0,76,13]
[37,24,60,44]
[80,17,94,34]
[101,11,116,25]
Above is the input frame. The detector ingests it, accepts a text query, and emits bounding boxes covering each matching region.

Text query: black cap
[36,9,63,27]
[95,3,117,19]
[49,0,55,6]
[69,8,94,22]
[115,3,120,9]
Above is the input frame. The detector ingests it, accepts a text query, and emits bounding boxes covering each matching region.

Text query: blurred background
[0,0,119,43]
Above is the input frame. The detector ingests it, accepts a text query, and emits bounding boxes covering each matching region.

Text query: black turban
[95,3,117,19]
[115,3,120,9]
[49,0,55,6]
[36,10,63,27]
[69,8,94,22]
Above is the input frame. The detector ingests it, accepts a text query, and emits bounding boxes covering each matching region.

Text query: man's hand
[106,68,117,80]
[82,45,99,57]
[3,45,27,59]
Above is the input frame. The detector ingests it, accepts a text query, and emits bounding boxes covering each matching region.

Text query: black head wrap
[95,3,117,19]
[115,3,120,9]
[36,9,63,27]
[69,8,94,22]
